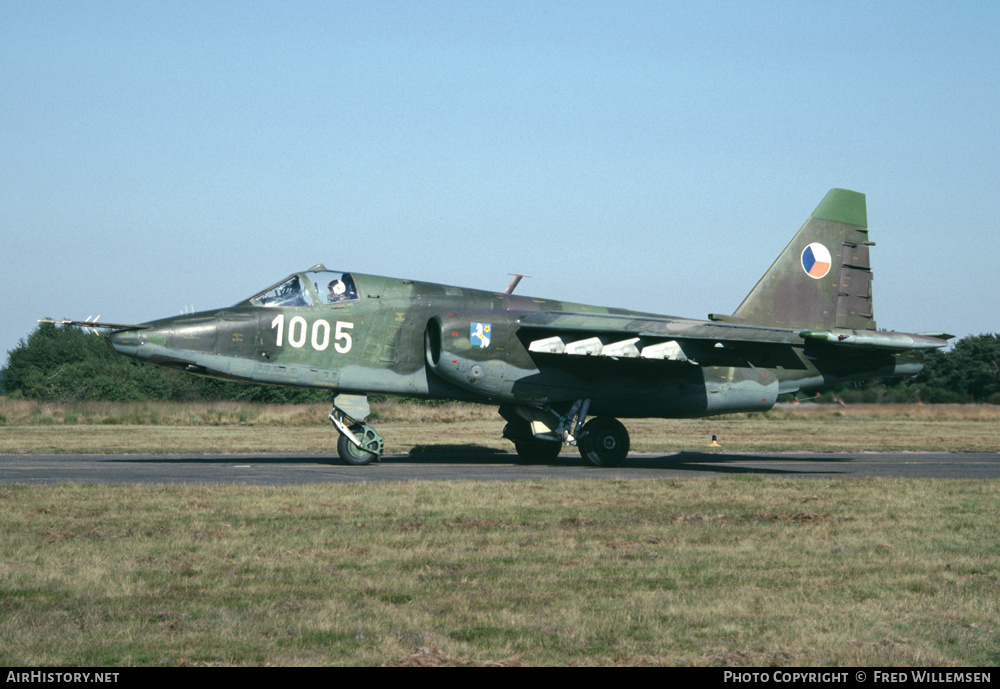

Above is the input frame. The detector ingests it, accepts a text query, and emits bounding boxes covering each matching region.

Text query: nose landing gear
[329,394,384,466]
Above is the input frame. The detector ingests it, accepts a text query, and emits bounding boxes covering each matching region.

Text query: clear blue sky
[3,0,998,366]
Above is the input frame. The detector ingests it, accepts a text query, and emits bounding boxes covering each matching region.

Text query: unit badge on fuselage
[470,322,492,348]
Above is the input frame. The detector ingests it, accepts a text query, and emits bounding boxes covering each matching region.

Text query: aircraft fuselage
[106,270,921,420]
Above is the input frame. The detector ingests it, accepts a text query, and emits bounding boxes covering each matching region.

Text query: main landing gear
[327,395,631,468]
[500,402,631,467]
[329,394,384,466]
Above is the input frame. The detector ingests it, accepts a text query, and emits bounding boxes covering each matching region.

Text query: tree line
[2,322,998,404]
[879,332,1000,404]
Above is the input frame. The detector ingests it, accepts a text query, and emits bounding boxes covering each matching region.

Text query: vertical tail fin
[710,188,876,331]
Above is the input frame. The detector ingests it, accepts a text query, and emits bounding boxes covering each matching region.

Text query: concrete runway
[2,451,999,485]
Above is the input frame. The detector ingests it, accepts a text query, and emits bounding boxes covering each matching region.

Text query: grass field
[1,479,997,666]
[0,400,998,666]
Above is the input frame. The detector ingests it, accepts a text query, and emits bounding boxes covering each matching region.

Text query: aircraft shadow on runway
[98,448,853,476]
[620,452,853,475]
[394,447,854,475]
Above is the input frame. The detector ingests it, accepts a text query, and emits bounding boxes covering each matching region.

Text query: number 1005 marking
[271,315,354,353]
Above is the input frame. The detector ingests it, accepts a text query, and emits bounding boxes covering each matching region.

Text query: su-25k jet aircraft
[48,189,951,466]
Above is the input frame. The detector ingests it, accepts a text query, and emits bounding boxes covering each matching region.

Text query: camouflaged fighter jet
[46,189,952,466]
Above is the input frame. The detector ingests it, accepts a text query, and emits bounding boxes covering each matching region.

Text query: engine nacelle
[425,311,524,396]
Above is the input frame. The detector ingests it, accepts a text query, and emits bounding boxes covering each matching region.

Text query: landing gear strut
[329,394,384,466]
[500,402,631,467]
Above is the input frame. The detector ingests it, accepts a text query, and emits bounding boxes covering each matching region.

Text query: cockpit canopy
[249,270,358,308]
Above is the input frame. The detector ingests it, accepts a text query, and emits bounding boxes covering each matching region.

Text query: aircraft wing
[517,311,949,361]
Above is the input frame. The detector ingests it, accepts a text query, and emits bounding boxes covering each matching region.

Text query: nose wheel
[336,422,383,465]
[329,394,383,466]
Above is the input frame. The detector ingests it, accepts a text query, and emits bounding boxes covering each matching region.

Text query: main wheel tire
[580,417,630,467]
[337,432,378,466]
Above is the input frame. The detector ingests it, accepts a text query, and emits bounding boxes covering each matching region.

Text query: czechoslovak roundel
[801,243,832,279]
